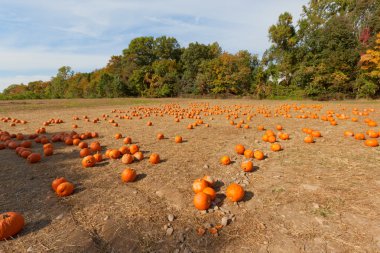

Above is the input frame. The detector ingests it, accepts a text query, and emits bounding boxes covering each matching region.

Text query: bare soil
[0,98,379,253]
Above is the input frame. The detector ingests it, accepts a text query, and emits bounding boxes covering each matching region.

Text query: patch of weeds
[271,187,285,194]
[314,206,333,217]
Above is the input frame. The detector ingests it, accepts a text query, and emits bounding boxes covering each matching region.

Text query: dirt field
[0,98,379,253]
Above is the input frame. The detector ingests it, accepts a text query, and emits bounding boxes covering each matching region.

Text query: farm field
[0,98,379,253]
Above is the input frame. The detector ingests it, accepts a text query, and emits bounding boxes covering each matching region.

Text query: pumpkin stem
[2,214,10,219]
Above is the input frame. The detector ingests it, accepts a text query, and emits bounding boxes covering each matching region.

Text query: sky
[0,0,308,91]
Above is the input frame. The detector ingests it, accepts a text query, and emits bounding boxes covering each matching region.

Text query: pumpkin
[367,130,379,138]
[78,142,88,149]
[276,125,283,131]
[65,138,73,145]
[262,134,269,142]
[93,153,103,162]
[202,187,216,200]
[90,141,101,152]
[304,135,314,143]
[192,179,209,193]
[115,133,122,139]
[43,143,53,149]
[279,133,289,140]
[21,150,32,159]
[365,139,379,147]
[73,138,81,146]
[109,149,121,159]
[175,136,182,143]
[244,149,254,159]
[193,192,211,210]
[121,168,137,183]
[354,133,365,140]
[0,212,25,240]
[44,148,54,156]
[226,183,245,202]
[270,143,281,152]
[344,131,354,137]
[133,151,144,161]
[121,154,134,164]
[257,125,265,131]
[27,153,41,163]
[235,144,245,155]
[147,121,153,126]
[241,161,253,172]
[254,150,264,160]
[311,131,321,138]
[220,155,231,165]
[82,155,96,168]
[79,148,91,158]
[157,133,164,140]
[268,135,276,143]
[149,153,160,164]
[56,182,74,197]
[123,137,132,144]
[129,144,139,155]
[119,146,130,155]
[52,177,67,191]
[7,141,18,149]
[20,141,32,148]
[202,175,215,186]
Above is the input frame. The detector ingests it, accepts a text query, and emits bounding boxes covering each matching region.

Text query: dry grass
[0,98,379,253]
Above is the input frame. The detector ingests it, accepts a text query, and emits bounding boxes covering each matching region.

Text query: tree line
[1,0,379,100]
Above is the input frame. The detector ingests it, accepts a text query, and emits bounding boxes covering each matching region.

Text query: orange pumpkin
[90,141,101,152]
[304,135,314,143]
[365,139,379,147]
[175,136,182,143]
[129,144,139,155]
[149,153,160,164]
[192,179,209,193]
[93,153,103,162]
[268,135,276,143]
[202,175,215,186]
[52,177,67,191]
[43,147,54,156]
[121,168,137,183]
[226,183,245,202]
[241,160,253,172]
[270,143,281,152]
[311,131,321,138]
[123,137,132,144]
[79,148,91,158]
[244,149,254,159]
[115,133,122,139]
[344,131,354,137]
[253,150,264,160]
[109,149,121,159]
[82,155,96,168]
[56,182,74,197]
[0,212,25,240]
[354,133,365,140]
[157,133,164,140]
[119,146,130,155]
[235,144,245,155]
[193,192,211,210]
[220,155,231,165]
[133,151,144,161]
[121,154,134,164]
[27,153,41,163]
[202,187,216,200]
[78,142,88,149]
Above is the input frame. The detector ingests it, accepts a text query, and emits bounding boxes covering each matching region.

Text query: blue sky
[0,0,308,91]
